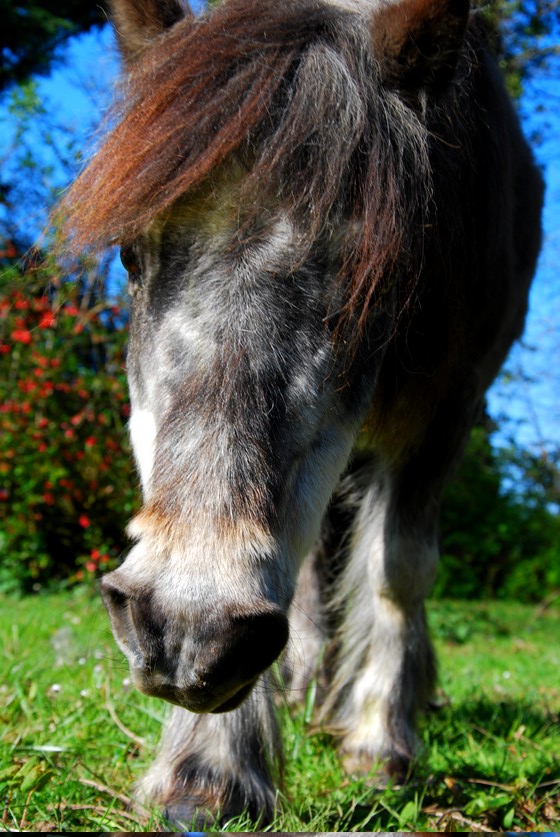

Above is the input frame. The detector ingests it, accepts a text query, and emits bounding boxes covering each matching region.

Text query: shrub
[438,424,560,602]
[0,258,139,592]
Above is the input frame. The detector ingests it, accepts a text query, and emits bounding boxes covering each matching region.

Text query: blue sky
[2,5,559,455]
[487,66,560,452]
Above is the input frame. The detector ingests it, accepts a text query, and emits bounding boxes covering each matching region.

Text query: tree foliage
[491,0,560,96]
[0,0,106,92]
[439,421,560,601]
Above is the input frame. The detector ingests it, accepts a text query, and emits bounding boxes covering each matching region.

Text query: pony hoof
[426,688,451,711]
[162,802,218,831]
[161,804,270,831]
[341,749,411,786]
[160,786,274,831]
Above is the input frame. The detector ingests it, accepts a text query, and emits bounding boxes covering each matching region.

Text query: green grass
[0,587,558,832]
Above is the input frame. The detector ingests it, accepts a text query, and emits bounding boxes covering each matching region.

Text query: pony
[59,0,544,827]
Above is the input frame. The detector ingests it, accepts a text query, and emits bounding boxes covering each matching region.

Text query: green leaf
[398,798,419,825]
[465,792,511,815]
[0,764,22,784]
[503,806,515,829]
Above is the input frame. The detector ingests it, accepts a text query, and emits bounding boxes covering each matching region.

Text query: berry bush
[0,258,139,592]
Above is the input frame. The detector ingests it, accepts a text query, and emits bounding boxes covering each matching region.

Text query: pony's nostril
[194,607,290,691]
[100,572,164,670]
[100,574,139,654]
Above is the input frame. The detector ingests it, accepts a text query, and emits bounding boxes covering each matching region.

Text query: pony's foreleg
[281,549,328,704]
[135,676,281,828]
[322,461,439,779]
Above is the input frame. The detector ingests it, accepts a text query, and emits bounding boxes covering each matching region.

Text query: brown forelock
[58,0,438,335]
[58,0,349,252]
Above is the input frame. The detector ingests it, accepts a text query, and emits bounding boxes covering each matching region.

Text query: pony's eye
[120,246,141,279]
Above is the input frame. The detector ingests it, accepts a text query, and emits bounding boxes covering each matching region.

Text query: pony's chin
[133,673,258,714]
[210,680,256,713]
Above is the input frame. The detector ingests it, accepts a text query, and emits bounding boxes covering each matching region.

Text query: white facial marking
[128,408,157,493]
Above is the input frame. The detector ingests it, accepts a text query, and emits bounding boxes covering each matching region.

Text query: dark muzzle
[101,573,289,713]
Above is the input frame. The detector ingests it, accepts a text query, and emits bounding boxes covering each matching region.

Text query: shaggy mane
[58,0,446,328]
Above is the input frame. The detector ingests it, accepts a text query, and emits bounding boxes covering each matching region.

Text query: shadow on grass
[326,697,560,832]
